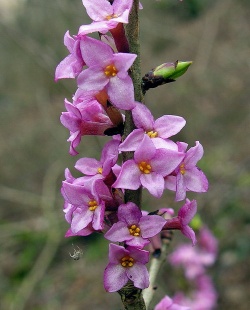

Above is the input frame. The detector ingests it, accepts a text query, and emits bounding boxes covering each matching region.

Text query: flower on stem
[60,98,114,155]
[104,202,166,248]
[55,31,85,81]
[119,102,186,151]
[163,199,197,245]
[78,0,133,35]
[113,135,184,198]
[104,243,149,292]
[77,36,136,110]
[61,180,112,233]
[74,139,120,180]
[165,141,209,201]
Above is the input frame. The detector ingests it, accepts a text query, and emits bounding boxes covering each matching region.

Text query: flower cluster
[56,0,209,300]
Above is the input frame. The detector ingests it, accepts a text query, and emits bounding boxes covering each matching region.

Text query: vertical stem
[118,1,146,309]
[122,0,144,208]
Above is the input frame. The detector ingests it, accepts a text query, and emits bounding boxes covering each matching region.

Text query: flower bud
[142,60,192,93]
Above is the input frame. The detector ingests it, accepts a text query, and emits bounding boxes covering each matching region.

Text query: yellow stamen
[120,256,134,268]
[180,163,186,175]
[104,64,118,77]
[147,130,158,138]
[106,14,118,20]
[88,200,98,211]
[129,224,141,237]
[138,161,152,174]
[97,167,103,174]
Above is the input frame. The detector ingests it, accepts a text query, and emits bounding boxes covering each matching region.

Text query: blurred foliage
[0,0,250,309]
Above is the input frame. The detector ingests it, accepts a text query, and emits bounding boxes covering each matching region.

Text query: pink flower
[165,141,209,201]
[104,202,166,248]
[60,97,114,155]
[119,102,186,151]
[55,31,85,81]
[163,199,197,245]
[104,243,149,292]
[74,139,120,179]
[61,180,112,233]
[78,0,133,35]
[113,135,184,198]
[154,295,190,310]
[77,36,136,110]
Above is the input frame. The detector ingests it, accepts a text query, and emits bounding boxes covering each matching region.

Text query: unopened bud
[142,60,192,93]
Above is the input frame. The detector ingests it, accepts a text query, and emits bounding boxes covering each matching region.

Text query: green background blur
[0,0,249,309]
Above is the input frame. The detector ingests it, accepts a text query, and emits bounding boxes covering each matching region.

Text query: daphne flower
[77,36,136,110]
[104,202,166,248]
[104,244,149,292]
[163,199,197,245]
[165,141,209,201]
[55,31,85,81]
[75,139,120,179]
[78,0,133,35]
[119,102,186,151]
[60,98,114,155]
[113,135,184,198]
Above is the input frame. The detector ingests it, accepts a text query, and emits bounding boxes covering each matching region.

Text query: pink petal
[154,115,186,138]
[118,129,144,152]
[126,263,149,289]
[77,67,108,92]
[178,199,197,225]
[112,160,141,190]
[104,222,131,242]
[75,158,101,175]
[185,167,209,193]
[140,172,164,198]
[71,208,92,233]
[140,215,166,238]
[80,36,113,67]
[118,202,142,225]
[185,141,204,167]
[107,75,135,110]
[182,225,197,245]
[132,101,154,130]
[175,173,186,201]
[134,135,156,163]
[104,264,128,292]
[82,0,112,22]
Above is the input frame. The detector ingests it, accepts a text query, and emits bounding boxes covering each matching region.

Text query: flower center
[179,163,186,175]
[106,14,118,20]
[138,161,152,174]
[97,167,103,174]
[104,64,118,77]
[147,130,158,138]
[120,255,134,268]
[129,224,141,236]
[88,200,98,211]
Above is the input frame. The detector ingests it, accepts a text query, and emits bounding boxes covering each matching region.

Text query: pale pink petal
[154,115,186,138]
[185,168,209,192]
[126,263,149,289]
[77,67,108,91]
[104,264,128,292]
[185,141,204,167]
[132,102,154,130]
[140,172,164,198]
[75,158,101,175]
[82,0,112,22]
[112,160,141,190]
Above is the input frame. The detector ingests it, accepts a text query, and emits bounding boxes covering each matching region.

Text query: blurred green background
[0,0,249,309]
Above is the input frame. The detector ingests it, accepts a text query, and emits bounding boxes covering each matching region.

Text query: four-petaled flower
[165,141,209,201]
[113,135,184,197]
[104,202,166,248]
[77,36,136,110]
[104,243,149,292]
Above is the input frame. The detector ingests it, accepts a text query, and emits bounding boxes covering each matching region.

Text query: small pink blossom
[113,135,184,198]
[60,97,114,155]
[163,199,197,245]
[78,0,133,35]
[165,141,209,201]
[119,102,185,151]
[104,202,166,248]
[77,36,136,110]
[104,243,149,292]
